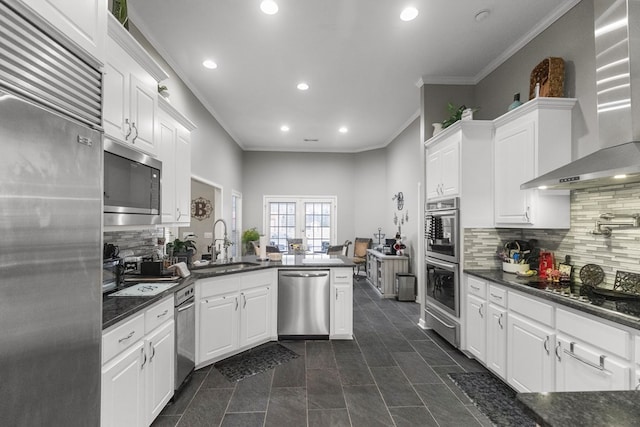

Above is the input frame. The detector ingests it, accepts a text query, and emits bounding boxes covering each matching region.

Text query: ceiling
[129,0,579,153]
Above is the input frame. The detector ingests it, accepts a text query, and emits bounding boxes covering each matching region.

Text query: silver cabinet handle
[490,293,502,300]
[563,342,607,371]
[118,331,135,343]
[149,341,156,362]
[125,118,132,140]
[478,303,484,318]
[131,121,138,143]
[470,285,480,291]
[235,297,239,310]
[524,206,531,222]
[336,289,339,300]
[157,309,169,319]
[498,313,503,329]
[543,336,550,355]
[243,293,247,308]
[555,342,562,362]
[140,347,147,370]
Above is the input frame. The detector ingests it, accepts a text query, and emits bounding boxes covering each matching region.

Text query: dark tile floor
[152,276,492,427]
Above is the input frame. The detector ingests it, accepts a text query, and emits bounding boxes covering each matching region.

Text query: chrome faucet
[211,218,230,263]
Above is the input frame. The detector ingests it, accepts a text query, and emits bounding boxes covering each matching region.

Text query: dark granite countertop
[517,390,640,427]
[103,254,354,330]
[464,269,640,331]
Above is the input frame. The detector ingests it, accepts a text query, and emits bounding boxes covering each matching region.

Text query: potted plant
[242,228,260,255]
[167,237,197,266]
[442,103,478,129]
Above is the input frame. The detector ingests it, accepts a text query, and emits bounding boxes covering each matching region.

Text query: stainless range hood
[522,0,640,190]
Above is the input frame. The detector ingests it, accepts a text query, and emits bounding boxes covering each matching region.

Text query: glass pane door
[265,196,336,253]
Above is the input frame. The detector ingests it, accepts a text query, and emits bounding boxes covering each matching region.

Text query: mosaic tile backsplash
[464,182,640,289]
[104,228,164,258]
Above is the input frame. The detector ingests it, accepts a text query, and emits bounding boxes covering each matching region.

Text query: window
[264,196,337,253]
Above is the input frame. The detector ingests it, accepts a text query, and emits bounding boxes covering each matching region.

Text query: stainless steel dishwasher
[278,270,330,339]
[174,283,195,393]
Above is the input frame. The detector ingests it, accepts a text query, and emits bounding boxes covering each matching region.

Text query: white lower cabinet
[555,334,629,391]
[101,340,146,427]
[507,312,555,392]
[466,294,486,362]
[331,268,354,339]
[101,297,175,427]
[196,271,276,367]
[145,321,176,422]
[487,303,507,378]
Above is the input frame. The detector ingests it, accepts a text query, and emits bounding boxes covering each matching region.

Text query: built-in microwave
[103,139,162,226]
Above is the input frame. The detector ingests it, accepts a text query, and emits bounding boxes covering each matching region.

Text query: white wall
[242,151,387,247]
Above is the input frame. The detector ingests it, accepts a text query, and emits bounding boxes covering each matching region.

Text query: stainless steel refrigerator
[0,1,103,424]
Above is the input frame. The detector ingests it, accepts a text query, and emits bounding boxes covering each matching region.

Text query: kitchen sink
[192,262,262,275]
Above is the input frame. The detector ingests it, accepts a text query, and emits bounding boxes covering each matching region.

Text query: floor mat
[214,343,299,382]
[448,372,535,427]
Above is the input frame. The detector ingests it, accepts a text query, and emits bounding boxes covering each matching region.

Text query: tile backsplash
[464,182,640,289]
[104,228,164,258]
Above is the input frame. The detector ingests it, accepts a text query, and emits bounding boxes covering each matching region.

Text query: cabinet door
[21,0,105,61]
[175,128,192,225]
[101,341,146,427]
[129,74,157,155]
[198,294,239,363]
[507,313,554,392]
[555,335,630,392]
[146,320,175,424]
[425,148,442,200]
[487,304,507,379]
[440,139,460,197]
[159,119,177,224]
[466,294,486,362]
[103,43,128,141]
[240,286,271,348]
[331,283,353,339]
[494,120,535,225]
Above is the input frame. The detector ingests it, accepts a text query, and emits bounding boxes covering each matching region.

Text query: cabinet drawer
[102,313,145,363]
[557,308,629,359]
[332,268,352,284]
[467,276,486,298]
[199,275,240,299]
[240,270,274,290]
[488,285,507,307]
[145,296,174,334]
[508,291,553,327]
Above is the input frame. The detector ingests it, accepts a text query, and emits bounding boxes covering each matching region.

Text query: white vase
[432,123,443,136]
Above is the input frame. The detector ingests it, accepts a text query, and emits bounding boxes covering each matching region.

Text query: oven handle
[426,257,457,270]
[177,300,195,312]
[426,209,458,217]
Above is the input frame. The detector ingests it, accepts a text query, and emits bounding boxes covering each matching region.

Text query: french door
[264,196,337,253]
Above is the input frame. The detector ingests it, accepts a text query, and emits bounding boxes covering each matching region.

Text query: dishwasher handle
[280,272,329,278]
[177,299,195,312]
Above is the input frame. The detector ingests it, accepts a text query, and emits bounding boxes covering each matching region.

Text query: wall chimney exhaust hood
[522,0,640,190]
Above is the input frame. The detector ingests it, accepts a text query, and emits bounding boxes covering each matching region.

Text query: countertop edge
[464,269,640,331]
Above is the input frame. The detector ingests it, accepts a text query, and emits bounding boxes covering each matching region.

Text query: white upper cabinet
[425,121,494,227]
[493,97,576,228]
[103,13,168,156]
[158,97,196,226]
[19,0,106,63]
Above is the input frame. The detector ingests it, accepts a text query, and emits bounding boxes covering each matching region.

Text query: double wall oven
[424,198,461,348]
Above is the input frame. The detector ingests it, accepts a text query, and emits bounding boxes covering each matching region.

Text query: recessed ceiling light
[400,7,419,21]
[614,174,627,179]
[202,59,218,69]
[280,125,290,132]
[297,82,309,91]
[474,9,490,22]
[338,126,348,133]
[260,0,278,15]
[538,186,548,190]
